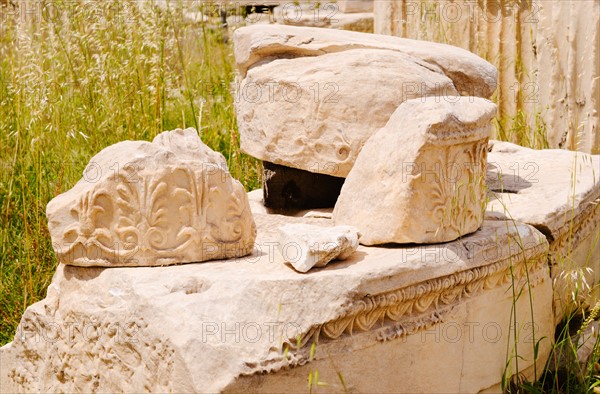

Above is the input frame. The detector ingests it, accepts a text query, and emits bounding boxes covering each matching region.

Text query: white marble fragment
[277,223,359,272]
[236,48,457,177]
[334,96,497,245]
[46,128,257,267]
[233,24,497,96]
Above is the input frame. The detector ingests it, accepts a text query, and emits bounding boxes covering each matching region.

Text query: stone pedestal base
[228,273,552,393]
[1,211,552,393]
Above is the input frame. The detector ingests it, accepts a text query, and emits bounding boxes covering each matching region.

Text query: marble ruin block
[273,3,374,33]
[233,25,497,96]
[233,25,497,178]
[0,211,553,393]
[334,96,497,245]
[486,140,600,322]
[278,223,359,272]
[46,128,257,267]
[236,48,457,178]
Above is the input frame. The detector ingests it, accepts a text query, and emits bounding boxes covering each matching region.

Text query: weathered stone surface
[338,0,374,13]
[237,48,457,177]
[273,4,373,33]
[46,128,256,267]
[375,0,600,155]
[486,140,600,244]
[233,24,498,97]
[278,223,359,272]
[486,140,600,321]
[334,96,497,245]
[0,210,552,393]
[263,161,344,210]
[234,24,497,177]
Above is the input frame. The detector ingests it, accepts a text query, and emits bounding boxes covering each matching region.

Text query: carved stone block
[334,96,497,245]
[0,211,553,393]
[46,128,257,267]
[237,48,457,178]
[233,25,497,178]
[486,140,600,322]
[233,24,497,96]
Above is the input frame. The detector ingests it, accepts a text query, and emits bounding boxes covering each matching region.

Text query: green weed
[0,0,260,345]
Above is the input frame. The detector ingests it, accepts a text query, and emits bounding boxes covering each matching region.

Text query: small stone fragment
[334,96,497,245]
[46,128,257,267]
[278,223,359,272]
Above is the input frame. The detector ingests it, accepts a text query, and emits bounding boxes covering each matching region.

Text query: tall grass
[0,0,260,345]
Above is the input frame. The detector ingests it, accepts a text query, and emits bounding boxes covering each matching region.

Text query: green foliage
[494,109,549,151]
[0,0,260,345]
[507,306,600,394]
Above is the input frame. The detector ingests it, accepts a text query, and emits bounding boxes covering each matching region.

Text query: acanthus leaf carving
[48,128,256,267]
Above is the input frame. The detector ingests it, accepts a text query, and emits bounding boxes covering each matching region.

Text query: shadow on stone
[486,162,533,194]
[63,265,105,281]
[282,250,368,273]
[263,161,345,210]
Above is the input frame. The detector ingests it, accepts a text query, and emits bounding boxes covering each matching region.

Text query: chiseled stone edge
[308,247,547,344]
[375,266,548,343]
[549,198,600,261]
[241,241,549,376]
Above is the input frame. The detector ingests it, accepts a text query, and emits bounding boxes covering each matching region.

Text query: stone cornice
[550,198,600,259]
[285,244,548,350]
[243,246,548,377]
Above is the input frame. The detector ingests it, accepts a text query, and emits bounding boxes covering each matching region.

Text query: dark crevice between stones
[262,161,345,210]
[531,223,555,244]
[489,188,520,194]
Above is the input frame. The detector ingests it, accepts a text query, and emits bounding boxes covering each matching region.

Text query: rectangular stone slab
[486,141,599,242]
[486,140,600,321]
[1,210,552,393]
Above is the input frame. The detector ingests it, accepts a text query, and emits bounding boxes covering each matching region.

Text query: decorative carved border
[550,198,600,260]
[376,266,548,343]
[290,248,547,349]
[243,247,548,377]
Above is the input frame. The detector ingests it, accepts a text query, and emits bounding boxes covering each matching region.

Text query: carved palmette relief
[9,310,177,393]
[48,129,256,267]
[58,164,255,266]
[427,139,488,238]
